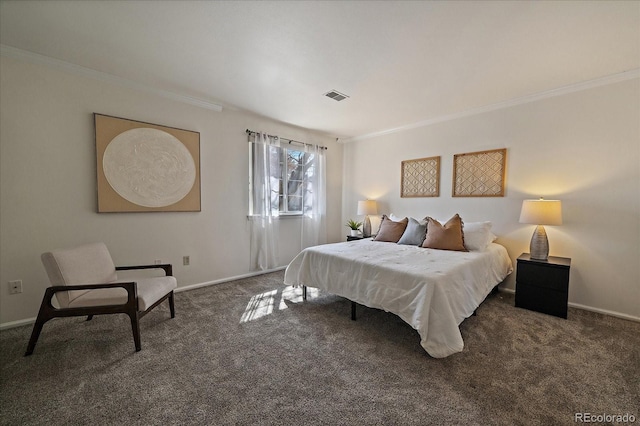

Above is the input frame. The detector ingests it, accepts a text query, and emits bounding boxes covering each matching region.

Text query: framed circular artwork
[95,114,201,212]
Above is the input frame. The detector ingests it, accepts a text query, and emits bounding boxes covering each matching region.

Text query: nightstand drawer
[515,284,568,318]
[516,262,569,292]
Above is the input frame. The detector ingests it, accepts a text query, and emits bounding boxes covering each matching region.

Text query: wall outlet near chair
[8,280,22,295]
[183,256,190,266]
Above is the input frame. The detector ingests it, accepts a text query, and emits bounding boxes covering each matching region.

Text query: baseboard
[3,272,635,330]
[497,287,640,323]
[566,302,640,323]
[174,266,287,293]
[0,266,287,331]
[0,317,37,331]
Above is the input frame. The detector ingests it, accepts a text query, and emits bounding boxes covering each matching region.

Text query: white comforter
[284,240,513,358]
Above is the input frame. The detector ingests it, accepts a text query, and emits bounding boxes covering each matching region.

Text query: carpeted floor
[0,270,638,426]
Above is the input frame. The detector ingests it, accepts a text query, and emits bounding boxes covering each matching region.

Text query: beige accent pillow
[374,215,408,242]
[422,214,467,251]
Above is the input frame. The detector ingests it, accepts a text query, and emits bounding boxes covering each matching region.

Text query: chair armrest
[43,282,138,313]
[116,264,173,276]
[48,282,136,293]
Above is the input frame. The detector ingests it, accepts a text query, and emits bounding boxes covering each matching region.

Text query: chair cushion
[68,276,177,312]
[41,242,118,308]
[133,276,177,311]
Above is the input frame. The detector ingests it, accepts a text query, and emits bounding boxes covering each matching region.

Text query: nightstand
[515,253,571,319]
[346,235,364,241]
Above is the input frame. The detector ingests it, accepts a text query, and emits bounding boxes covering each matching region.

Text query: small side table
[515,253,571,319]
[347,235,364,242]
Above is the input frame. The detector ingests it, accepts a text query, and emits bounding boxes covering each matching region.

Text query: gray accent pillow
[397,217,428,246]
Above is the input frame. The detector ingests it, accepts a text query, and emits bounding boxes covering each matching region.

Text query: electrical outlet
[183,256,190,266]
[8,280,22,295]
[154,259,162,265]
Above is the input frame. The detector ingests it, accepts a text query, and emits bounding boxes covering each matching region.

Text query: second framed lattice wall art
[452,148,507,197]
[401,156,440,197]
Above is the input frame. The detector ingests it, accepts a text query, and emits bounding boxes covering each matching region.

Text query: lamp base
[362,215,372,238]
[530,225,549,260]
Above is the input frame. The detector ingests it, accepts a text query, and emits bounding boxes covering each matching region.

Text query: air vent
[324,90,349,101]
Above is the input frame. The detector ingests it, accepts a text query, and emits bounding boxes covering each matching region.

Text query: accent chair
[25,242,176,355]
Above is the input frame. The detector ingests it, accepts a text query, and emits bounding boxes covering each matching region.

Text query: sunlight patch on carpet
[240,286,319,323]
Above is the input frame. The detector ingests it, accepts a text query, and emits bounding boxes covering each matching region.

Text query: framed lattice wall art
[401,156,440,198]
[452,148,507,197]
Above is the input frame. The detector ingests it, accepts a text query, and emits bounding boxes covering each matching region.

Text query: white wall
[2,52,637,325]
[0,55,343,325]
[342,78,640,320]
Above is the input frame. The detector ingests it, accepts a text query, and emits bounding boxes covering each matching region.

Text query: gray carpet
[1,270,638,426]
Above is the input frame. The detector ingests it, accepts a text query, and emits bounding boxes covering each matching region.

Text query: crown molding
[344,68,640,143]
[3,44,636,137]
[0,44,223,112]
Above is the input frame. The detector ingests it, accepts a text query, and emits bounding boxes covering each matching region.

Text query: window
[248,131,326,264]
[249,142,317,216]
[280,148,315,215]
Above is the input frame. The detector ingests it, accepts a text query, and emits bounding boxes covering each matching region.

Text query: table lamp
[519,198,562,260]
[357,200,378,238]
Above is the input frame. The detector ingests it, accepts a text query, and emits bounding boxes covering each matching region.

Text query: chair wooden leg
[25,291,55,356]
[25,316,47,356]
[129,312,141,352]
[168,291,175,318]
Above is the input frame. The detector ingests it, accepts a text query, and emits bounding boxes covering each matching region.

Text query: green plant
[345,219,363,230]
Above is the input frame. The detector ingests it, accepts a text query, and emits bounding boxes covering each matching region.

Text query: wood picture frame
[95,114,201,212]
[452,148,507,197]
[401,156,440,198]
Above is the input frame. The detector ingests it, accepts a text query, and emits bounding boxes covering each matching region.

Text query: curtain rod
[245,129,328,150]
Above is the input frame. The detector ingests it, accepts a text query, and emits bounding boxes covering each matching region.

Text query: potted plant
[346,219,363,236]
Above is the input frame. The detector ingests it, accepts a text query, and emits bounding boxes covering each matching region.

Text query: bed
[283,239,513,358]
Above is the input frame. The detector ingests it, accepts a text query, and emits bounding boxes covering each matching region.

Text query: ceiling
[1,1,638,140]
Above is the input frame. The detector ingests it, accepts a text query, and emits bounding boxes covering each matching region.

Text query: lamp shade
[357,200,378,216]
[519,199,562,226]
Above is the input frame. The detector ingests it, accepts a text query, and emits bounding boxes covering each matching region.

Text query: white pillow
[388,213,405,222]
[463,221,496,251]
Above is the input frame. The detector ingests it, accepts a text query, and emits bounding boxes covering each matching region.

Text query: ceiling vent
[324,90,349,101]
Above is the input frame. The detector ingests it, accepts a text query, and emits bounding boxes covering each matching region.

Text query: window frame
[249,143,314,217]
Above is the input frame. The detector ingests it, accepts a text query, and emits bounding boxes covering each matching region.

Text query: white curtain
[249,132,280,270]
[300,144,327,249]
